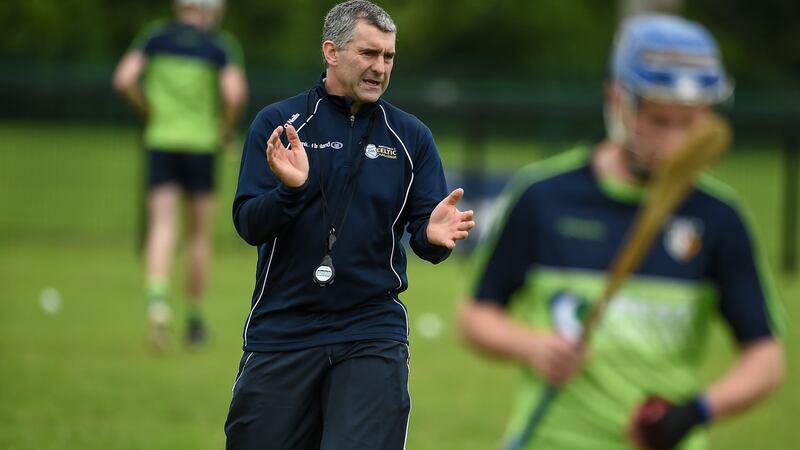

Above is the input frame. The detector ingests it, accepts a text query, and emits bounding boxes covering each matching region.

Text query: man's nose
[662,124,688,150]
[371,56,386,75]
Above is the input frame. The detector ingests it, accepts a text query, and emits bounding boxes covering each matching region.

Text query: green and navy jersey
[131,20,244,153]
[471,147,783,450]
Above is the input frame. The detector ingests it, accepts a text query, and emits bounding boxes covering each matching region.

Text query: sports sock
[147,277,169,303]
[187,303,204,322]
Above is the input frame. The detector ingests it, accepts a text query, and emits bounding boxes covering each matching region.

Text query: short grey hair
[322,1,396,64]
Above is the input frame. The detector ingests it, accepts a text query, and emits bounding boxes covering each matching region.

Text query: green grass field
[0,122,796,449]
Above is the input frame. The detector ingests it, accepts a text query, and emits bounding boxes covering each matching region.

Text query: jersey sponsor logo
[301,141,344,150]
[663,217,704,263]
[365,143,397,160]
[284,113,300,126]
[365,143,378,159]
[550,291,590,343]
[556,216,608,241]
[596,294,695,349]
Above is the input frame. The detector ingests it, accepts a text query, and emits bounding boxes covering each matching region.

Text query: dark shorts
[147,149,216,194]
[225,340,411,450]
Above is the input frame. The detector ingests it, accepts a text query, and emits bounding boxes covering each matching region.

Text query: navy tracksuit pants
[225,339,411,450]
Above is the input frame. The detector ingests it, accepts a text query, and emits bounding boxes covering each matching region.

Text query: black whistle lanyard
[313,109,378,286]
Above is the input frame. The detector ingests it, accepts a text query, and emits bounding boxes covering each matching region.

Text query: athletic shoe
[185,315,209,349]
[147,301,172,353]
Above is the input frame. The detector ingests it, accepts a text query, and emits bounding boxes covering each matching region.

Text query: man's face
[622,97,710,177]
[175,5,223,29]
[326,21,395,107]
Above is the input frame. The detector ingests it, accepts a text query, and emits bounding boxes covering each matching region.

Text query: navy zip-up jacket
[233,76,451,351]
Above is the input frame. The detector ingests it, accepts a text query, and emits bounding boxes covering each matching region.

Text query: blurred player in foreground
[113,0,247,350]
[460,14,784,450]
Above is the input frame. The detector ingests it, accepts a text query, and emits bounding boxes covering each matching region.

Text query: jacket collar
[314,72,381,118]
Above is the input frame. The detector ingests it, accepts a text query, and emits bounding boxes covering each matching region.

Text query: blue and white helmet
[611,14,732,105]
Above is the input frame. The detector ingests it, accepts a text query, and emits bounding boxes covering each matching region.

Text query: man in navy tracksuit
[224,2,475,448]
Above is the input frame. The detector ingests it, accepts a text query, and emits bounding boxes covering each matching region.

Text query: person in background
[113,0,247,350]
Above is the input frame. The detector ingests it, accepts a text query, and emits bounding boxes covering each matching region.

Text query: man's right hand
[459,302,587,386]
[526,332,586,385]
[266,124,309,188]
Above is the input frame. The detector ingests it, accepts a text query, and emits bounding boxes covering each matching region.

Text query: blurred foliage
[686,0,800,86]
[0,0,797,86]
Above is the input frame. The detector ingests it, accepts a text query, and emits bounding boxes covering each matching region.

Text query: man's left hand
[426,188,475,250]
[628,396,708,450]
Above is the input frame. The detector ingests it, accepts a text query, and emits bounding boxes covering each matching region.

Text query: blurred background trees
[1,0,797,86]
[1,4,799,449]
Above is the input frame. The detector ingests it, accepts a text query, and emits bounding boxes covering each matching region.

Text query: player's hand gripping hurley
[505,112,732,450]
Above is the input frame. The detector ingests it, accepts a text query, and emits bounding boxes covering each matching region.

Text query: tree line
[1,0,797,86]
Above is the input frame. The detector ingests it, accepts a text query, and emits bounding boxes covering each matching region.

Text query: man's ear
[322,41,338,67]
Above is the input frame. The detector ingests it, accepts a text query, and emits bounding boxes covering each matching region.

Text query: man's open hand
[266,124,308,188]
[426,188,475,250]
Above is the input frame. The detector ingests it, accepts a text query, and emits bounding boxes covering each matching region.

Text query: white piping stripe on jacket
[243,100,323,347]
[392,296,410,337]
[231,351,254,392]
[243,238,277,347]
[295,99,323,133]
[286,98,323,148]
[379,104,414,291]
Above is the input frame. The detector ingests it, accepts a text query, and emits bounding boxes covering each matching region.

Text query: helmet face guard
[174,0,225,27]
[611,14,733,106]
[176,0,224,10]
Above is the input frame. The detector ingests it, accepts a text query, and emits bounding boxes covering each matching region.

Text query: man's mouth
[363,78,381,87]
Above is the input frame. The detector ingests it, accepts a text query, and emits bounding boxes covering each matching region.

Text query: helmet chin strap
[605,88,651,183]
[603,103,627,146]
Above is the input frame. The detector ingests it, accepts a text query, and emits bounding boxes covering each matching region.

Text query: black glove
[630,395,712,450]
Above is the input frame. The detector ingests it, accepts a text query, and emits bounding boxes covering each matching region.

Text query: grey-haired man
[224,1,474,448]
